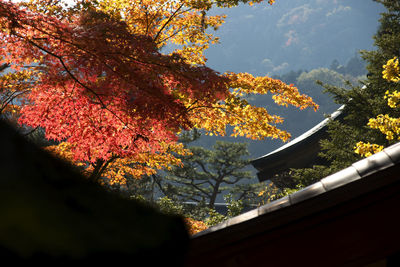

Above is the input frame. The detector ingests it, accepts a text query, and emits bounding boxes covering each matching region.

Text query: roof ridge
[193,141,400,238]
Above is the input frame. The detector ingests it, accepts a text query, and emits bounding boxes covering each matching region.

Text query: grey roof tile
[352,150,394,177]
[321,166,361,191]
[226,209,258,227]
[289,182,326,205]
[258,196,291,215]
[383,142,400,163]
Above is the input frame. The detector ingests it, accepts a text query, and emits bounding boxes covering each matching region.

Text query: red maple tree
[0,0,317,184]
[0,1,232,181]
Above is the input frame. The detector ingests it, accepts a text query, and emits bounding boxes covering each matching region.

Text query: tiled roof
[193,141,400,237]
[251,105,346,181]
[253,105,345,164]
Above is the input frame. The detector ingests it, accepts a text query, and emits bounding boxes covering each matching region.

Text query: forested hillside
[205,0,383,75]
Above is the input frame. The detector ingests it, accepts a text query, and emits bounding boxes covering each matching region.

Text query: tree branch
[153,2,185,42]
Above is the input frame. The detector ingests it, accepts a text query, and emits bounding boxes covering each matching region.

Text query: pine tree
[158,135,252,209]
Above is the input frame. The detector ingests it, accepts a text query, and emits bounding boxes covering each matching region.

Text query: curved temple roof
[251,105,346,182]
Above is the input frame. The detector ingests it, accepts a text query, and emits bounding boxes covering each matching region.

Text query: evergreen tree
[159,136,253,209]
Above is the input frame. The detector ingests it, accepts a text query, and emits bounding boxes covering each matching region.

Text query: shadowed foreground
[0,120,189,265]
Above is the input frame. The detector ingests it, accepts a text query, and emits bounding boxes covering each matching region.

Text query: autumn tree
[0,0,317,186]
[0,62,32,124]
[355,57,400,156]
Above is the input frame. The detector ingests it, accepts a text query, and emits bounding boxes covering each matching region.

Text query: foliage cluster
[355,56,400,156]
[132,193,245,235]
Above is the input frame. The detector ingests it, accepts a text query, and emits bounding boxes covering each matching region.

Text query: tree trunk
[208,179,222,209]
[89,159,105,183]
[89,156,118,183]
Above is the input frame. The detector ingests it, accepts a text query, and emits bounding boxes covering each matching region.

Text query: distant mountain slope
[205,0,383,76]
